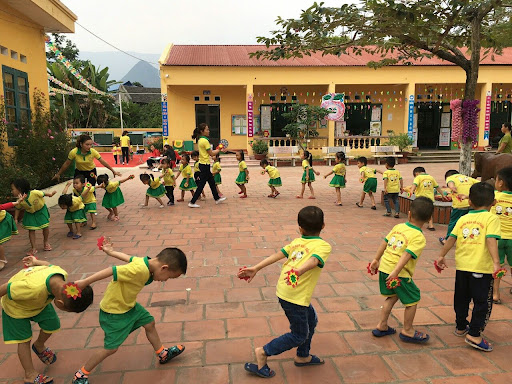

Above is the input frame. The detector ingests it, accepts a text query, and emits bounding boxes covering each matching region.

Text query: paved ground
[1,162,511,384]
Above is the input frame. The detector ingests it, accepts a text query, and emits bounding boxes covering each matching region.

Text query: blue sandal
[25,374,53,384]
[399,331,430,344]
[244,363,276,378]
[465,337,493,352]
[294,355,325,367]
[31,345,57,365]
[372,327,396,337]
[66,231,74,238]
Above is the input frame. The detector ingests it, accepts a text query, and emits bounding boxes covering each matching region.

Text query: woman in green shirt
[496,122,512,154]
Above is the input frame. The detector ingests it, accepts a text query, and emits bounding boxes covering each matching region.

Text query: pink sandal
[112,216,120,222]
[26,249,38,256]
[44,244,52,251]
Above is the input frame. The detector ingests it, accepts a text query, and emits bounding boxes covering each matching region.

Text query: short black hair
[238,150,245,161]
[140,173,153,183]
[58,194,73,207]
[469,182,495,207]
[357,156,368,166]
[445,170,458,179]
[191,150,199,157]
[336,151,346,161]
[260,159,269,167]
[413,166,426,175]
[11,178,31,194]
[385,157,396,167]
[298,206,324,236]
[63,285,94,313]
[96,174,109,186]
[504,122,511,131]
[410,196,434,222]
[74,174,86,183]
[182,154,190,163]
[497,166,512,191]
[156,248,188,274]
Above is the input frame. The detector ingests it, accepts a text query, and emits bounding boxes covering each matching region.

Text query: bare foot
[255,347,267,370]
[466,334,482,345]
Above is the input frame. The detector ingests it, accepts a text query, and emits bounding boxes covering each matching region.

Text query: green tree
[282,103,330,149]
[252,0,512,175]
[118,101,162,128]
[46,33,86,67]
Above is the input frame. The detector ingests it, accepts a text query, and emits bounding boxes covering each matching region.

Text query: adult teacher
[53,134,121,184]
[496,122,512,154]
[188,123,226,208]
[120,130,131,164]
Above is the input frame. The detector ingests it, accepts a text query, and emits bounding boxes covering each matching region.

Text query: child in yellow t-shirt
[111,142,119,165]
[139,173,166,208]
[324,151,346,206]
[1,257,93,384]
[356,156,377,209]
[239,206,331,378]
[369,197,434,344]
[236,151,250,198]
[409,166,441,230]
[297,150,319,199]
[175,154,197,202]
[0,194,26,271]
[212,154,223,197]
[70,174,97,230]
[381,157,403,218]
[160,158,175,206]
[191,150,206,200]
[437,182,501,352]
[96,173,134,222]
[11,178,57,256]
[260,159,282,198]
[58,186,87,240]
[490,166,512,303]
[72,239,187,383]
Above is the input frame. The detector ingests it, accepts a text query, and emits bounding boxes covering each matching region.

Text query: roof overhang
[6,0,77,33]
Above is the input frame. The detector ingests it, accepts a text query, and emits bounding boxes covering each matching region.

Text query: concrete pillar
[328,83,336,146]
[478,82,492,148]
[246,84,254,154]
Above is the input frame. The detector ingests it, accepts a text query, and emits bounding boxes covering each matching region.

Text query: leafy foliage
[385,133,414,151]
[118,101,162,128]
[282,103,330,149]
[252,139,269,154]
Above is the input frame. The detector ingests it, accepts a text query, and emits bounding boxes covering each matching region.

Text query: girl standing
[63,176,97,230]
[112,142,119,165]
[96,173,134,221]
[260,159,281,198]
[324,151,346,206]
[139,174,166,208]
[58,193,86,240]
[176,155,197,202]
[53,134,121,185]
[297,150,320,199]
[235,151,249,198]
[212,154,223,197]
[11,178,57,255]
[161,159,176,206]
[120,131,131,164]
[0,194,25,271]
[191,151,206,200]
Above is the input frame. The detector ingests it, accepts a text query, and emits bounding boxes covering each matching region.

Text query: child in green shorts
[369,196,434,343]
[409,167,441,231]
[490,166,512,303]
[72,239,188,384]
[356,156,377,209]
[1,257,93,384]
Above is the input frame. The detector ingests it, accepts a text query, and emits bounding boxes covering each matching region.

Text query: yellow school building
[1,0,76,144]
[159,45,512,155]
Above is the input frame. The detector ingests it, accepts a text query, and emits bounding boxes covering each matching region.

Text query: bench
[268,146,300,166]
[370,145,403,165]
[322,146,352,166]
[380,192,451,224]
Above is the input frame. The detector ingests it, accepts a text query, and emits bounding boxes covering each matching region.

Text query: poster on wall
[441,112,451,128]
[439,127,451,147]
[335,121,346,136]
[370,121,382,136]
[371,106,381,122]
[260,105,272,133]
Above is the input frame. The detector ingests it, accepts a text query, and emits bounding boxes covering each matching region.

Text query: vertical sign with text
[407,95,414,139]
[484,90,492,141]
[247,93,254,138]
[161,93,169,137]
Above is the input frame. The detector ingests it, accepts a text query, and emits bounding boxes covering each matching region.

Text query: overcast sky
[60,0,350,54]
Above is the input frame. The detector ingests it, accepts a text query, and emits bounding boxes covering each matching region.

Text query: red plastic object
[434,260,443,274]
[493,268,507,279]
[386,277,401,290]
[367,262,376,276]
[238,267,250,281]
[97,236,105,250]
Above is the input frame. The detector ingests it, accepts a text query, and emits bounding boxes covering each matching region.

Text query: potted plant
[386,133,414,163]
[252,139,268,160]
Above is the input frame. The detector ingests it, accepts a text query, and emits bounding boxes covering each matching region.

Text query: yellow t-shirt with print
[276,236,331,307]
[100,257,152,314]
[302,160,311,170]
[360,166,376,181]
[149,177,162,189]
[450,210,501,274]
[106,181,120,194]
[491,191,512,239]
[238,161,247,173]
[446,174,479,209]
[112,145,119,155]
[413,174,438,201]
[265,165,280,179]
[383,169,402,193]
[1,265,67,319]
[162,168,175,187]
[379,222,426,278]
[212,161,222,174]
[74,187,96,204]
[194,161,200,173]
[179,164,193,178]
[68,148,101,171]
[332,163,346,176]
[198,137,211,164]
[120,135,130,147]
[69,195,85,212]
[15,190,45,214]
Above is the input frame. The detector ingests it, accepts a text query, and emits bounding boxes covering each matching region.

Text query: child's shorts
[379,271,420,307]
[498,238,512,266]
[100,303,154,350]
[2,304,60,344]
[363,178,377,193]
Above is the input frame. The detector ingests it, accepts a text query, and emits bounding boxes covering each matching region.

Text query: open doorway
[195,104,220,147]
[416,103,442,149]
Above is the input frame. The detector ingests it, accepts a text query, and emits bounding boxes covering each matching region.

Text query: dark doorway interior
[195,104,220,147]
[489,102,511,148]
[416,103,442,149]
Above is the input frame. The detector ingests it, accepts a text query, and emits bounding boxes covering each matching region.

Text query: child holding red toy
[238,206,331,378]
[437,182,501,352]
[369,196,434,344]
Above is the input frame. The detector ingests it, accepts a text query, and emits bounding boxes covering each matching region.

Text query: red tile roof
[163,45,512,67]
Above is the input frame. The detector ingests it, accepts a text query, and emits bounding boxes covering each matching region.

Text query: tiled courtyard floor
[1,161,511,384]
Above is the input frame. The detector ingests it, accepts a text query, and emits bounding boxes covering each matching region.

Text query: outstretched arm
[23,256,50,267]
[76,267,114,290]
[119,174,135,184]
[44,191,57,197]
[101,240,132,263]
[98,157,122,177]
[237,251,286,282]
[296,257,319,276]
[62,180,72,195]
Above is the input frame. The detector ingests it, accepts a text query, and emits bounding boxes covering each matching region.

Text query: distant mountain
[120,61,160,88]
[78,51,160,83]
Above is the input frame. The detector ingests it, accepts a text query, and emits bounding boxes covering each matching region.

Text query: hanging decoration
[45,35,112,97]
[461,100,480,145]
[450,99,463,141]
[49,86,74,96]
[321,93,345,121]
[48,75,89,95]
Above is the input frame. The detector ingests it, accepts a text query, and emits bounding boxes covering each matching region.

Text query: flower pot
[254,153,267,161]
